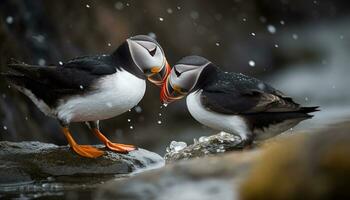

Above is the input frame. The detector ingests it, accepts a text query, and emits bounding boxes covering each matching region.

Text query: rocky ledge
[95,121,350,200]
[0,141,164,185]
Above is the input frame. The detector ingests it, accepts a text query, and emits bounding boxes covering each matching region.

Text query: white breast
[186,90,251,140]
[56,70,146,123]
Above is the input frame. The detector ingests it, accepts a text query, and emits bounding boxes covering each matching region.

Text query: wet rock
[164,132,243,162]
[95,150,259,200]
[0,141,164,184]
[240,121,350,200]
[96,121,350,200]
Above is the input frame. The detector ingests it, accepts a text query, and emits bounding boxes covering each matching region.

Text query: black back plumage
[196,65,319,133]
[3,55,116,107]
[2,42,145,108]
[200,68,305,114]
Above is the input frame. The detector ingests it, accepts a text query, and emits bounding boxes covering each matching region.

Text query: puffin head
[160,55,212,104]
[126,35,170,86]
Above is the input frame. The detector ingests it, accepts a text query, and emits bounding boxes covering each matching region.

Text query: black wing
[200,72,301,114]
[3,55,117,106]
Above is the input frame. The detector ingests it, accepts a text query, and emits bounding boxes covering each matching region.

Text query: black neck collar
[112,42,145,79]
[192,63,218,91]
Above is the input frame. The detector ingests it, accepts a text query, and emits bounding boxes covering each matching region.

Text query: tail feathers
[8,63,44,79]
[1,71,28,87]
[300,106,320,112]
[4,61,56,83]
[2,62,42,87]
[299,106,320,118]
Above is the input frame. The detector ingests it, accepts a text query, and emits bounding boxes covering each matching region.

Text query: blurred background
[0,0,349,154]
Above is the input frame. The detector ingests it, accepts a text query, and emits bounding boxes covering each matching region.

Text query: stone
[96,121,350,200]
[164,132,243,162]
[95,150,259,200]
[0,141,164,184]
[240,121,350,200]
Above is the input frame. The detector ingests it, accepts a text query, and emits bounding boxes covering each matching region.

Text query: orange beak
[147,60,171,87]
[160,79,170,104]
[160,76,186,104]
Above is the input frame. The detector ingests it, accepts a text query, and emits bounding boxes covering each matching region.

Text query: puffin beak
[148,60,171,87]
[160,76,186,104]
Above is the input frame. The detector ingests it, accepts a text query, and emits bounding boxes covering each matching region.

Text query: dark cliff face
[0,0,349,153]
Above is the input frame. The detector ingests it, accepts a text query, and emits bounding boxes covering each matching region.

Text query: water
[168,141,187,153]
[0,174,130,199]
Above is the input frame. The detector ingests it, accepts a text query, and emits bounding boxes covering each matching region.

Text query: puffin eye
[148,47,157,56]
[174,67,181,77]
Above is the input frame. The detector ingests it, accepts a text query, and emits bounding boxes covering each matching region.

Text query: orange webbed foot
[92,128,137,154]
[105,141,137,153]
[71,144,104,158]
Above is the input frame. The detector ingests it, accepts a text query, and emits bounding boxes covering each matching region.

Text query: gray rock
[96,121,350,200]
[164,132,243,162]
[0,141,164,184]
[95,150,259,200]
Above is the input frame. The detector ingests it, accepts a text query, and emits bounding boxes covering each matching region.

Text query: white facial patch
[128,39,165,73]
[169,63,209,92]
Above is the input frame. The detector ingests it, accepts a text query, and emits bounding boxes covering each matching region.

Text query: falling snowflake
[38,58,46,66]
[114,2,124,10]
[6,16,13,24]
[190,11,199,20]
[248,60,256,67]
[167,8,173,14]
[292,34,299,40]
[267,25,276,34]
[134,106,142,113]
[106,102,112,107]
[32,35,45,43]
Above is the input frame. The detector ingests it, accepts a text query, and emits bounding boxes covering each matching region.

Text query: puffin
[161,55,319,146]
[3,35,171,158]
